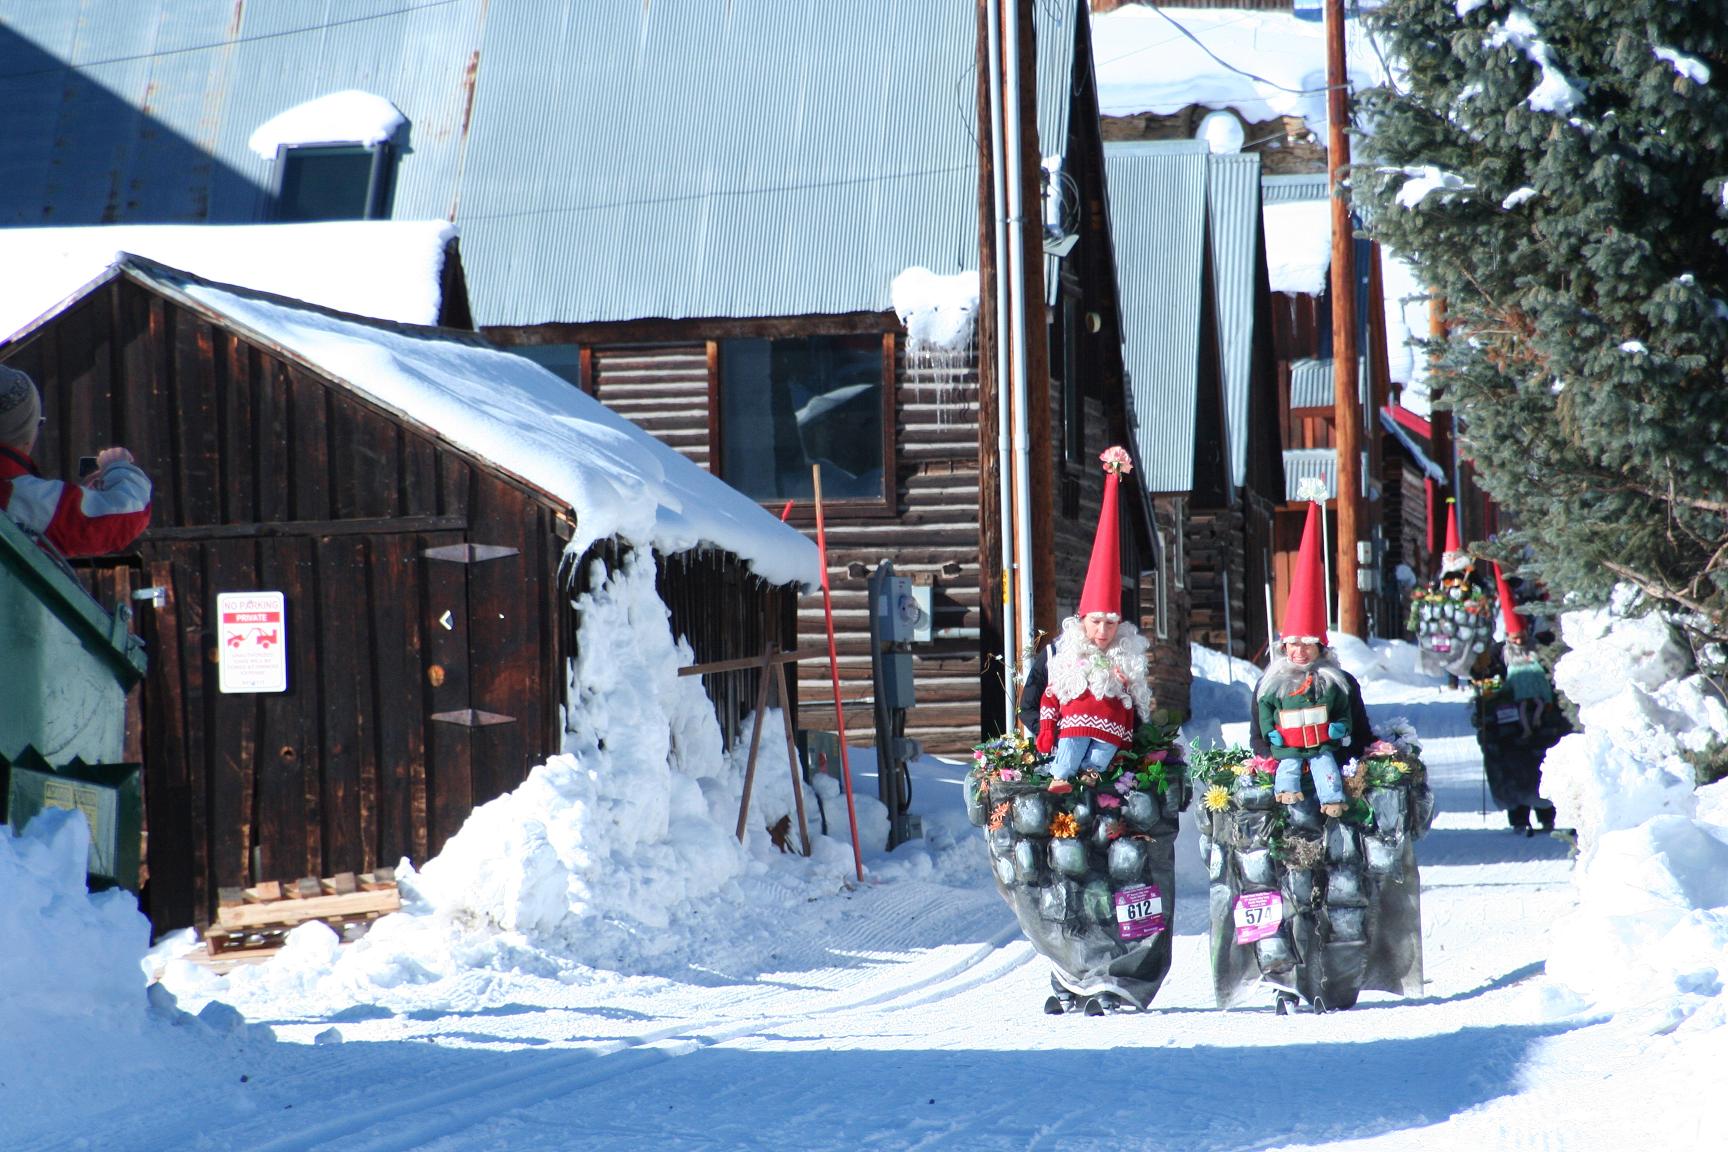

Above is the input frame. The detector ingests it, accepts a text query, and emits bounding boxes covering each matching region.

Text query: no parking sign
[216,591,287,693]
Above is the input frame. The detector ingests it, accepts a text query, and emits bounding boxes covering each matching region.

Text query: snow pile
[0,221,456,341]
[1538,602,1728,1028]
[248,90,406,160]
[890,267,979,355]
[1263,199,1333,295]
[0,811,153,1045]
[158,552,884,1014]
[1389,165,1475,209]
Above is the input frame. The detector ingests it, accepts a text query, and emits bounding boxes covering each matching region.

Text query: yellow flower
[1388,760,1410,775]
[1048,812,1080,839]
[1230,760,1256,778]
[1202,784,1233,812]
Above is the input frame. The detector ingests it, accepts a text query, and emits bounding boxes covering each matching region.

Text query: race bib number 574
[1233,891,1284,945]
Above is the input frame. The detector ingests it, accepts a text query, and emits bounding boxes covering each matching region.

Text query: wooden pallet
[204,868,401,955]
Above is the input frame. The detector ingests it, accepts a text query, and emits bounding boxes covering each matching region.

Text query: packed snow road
[42,686,1612,1152]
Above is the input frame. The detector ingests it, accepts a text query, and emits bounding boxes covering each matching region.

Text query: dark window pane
[511,344,584,390]
[721,334,884,501]
[278,146,381,222]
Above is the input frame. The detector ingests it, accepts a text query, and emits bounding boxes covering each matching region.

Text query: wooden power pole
[1325,0,1364,637]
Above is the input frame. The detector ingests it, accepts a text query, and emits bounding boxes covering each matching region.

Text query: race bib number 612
[1114,885,1166,941]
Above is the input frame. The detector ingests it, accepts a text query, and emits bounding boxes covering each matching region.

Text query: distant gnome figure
[0,365,152,556]
[1493,564,1554,738]
[1028,446,1154,793]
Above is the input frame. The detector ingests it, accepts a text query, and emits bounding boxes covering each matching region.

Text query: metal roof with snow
[0,0,1078,326]
[1205,151,1262,491]
[1105,140,1209,497]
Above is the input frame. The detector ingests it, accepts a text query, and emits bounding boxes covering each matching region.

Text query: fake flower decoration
[1099,445,1134,475]
[966,714,1189,825]
[988,802,1010,831]
[1048,812,1080,839]
[1202,784,1233,812]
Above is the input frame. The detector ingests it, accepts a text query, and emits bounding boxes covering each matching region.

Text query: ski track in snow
[48,689,1646,1152]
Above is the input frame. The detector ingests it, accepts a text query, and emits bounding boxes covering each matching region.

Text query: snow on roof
[1263,199,1332,295]
[247,90,406,160]
[1092,7,1390,132]
[160,270,817,587]
[0,221,456,346]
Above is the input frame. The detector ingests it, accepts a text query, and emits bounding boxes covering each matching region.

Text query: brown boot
[1276,792,1304,806]
[1321,802,1346,818]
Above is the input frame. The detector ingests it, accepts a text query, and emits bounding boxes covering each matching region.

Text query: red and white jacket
[0,446,151,557]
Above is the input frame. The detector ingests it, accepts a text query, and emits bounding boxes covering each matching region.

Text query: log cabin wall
[494,322,987,755]
[794,341,983,754]
[7,274,791,933]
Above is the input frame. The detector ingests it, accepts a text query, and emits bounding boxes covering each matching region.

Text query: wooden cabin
[0,256,807,932]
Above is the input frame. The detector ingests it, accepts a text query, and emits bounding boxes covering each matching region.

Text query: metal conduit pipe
[986,0,1016,727]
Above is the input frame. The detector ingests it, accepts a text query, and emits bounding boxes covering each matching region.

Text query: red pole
[812,464,864,883]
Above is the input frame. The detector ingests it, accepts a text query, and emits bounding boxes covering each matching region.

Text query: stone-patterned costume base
[1200,783,1432,1010]
[968,777,1180,1010]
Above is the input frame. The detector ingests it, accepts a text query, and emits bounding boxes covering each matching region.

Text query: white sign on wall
[216,591,287,694]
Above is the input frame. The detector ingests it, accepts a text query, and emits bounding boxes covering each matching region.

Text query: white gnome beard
[1046,616,1153,716]
[1256,650,1351,703]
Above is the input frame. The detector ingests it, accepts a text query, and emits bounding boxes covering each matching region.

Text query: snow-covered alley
[34,671,1712,1152]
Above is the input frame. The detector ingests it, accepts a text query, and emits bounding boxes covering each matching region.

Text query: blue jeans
[1050,736,1119,780]
[1275,750,1344,804]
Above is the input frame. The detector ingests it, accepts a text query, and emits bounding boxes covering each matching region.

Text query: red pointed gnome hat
[1493,562,1526,639]
[1443,500,1462,554]
[1280,501,1329,645]
[1077,446,1133,618]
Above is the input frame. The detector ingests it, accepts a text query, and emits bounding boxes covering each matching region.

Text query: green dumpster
[0,507,146,766]
[0,508,147,889]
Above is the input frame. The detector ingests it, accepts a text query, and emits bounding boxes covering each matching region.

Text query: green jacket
[1256,673,1352,761]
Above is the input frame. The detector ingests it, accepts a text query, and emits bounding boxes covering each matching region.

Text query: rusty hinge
[421,544,520,563]
[429,708,518,727]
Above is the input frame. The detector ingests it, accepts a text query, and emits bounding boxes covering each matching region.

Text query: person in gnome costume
[1493,564,1554,737]
[1252,501,1357,818]
[1027,446,1154,794]
[0,365,151,557]
[1411,500,1495,682]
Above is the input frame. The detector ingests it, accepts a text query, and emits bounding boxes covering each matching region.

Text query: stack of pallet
[202,868,401,963]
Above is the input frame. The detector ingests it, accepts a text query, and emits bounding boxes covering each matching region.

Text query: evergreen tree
[1358,0,1728,646]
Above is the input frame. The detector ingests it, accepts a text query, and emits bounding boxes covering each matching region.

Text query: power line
[0,0,462,81]
[1099,4,1336,98]
[457,164,978,225]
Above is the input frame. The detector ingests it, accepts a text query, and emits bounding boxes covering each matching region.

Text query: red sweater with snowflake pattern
[1036,687,1135,754]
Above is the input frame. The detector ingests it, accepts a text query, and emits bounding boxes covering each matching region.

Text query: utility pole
[1325,0,1363,636]
[976,0,1056,731]
[1427,294,1454,578]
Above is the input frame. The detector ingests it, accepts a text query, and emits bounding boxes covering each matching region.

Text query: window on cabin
[275,144,395,222]
[719,334,888,503]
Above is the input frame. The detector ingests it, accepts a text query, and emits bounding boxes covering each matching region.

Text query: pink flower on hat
[1099,445,1134,475]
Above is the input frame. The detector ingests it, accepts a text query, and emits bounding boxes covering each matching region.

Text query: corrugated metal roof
[1283,447,1370,501]
[1205,151,1260,491]
[0,0,1084,325]
[1289,356,1368,409]
[1104,140,1208,496]
[1261,172,1331,203]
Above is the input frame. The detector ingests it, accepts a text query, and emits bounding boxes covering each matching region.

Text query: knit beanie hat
[0,365,41,449]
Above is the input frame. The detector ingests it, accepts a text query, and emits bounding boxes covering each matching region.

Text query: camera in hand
[78,455,99,479]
